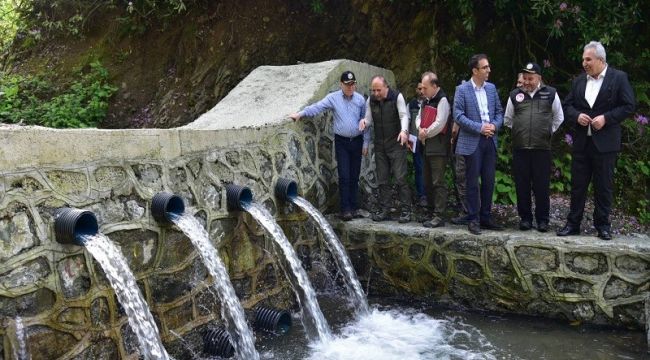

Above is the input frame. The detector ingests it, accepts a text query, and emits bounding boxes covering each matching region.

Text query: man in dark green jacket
[359,76,412,223]
[504,62,564,232]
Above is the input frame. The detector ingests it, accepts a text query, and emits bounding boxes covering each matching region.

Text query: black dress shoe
[556,224,579,236]
[519,220,532,231]
[537,222,549,233]
[480,219,503,231]
[597,229,613,240]
[372,209,389,222]
[468,221,481,235]
[451,215,469,225]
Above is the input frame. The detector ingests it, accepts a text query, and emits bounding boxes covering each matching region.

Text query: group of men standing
[291,40,635,240]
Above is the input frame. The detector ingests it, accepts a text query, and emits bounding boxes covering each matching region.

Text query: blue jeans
[413,146,425,198]
[464,136,496,223]
[334,134,363,213]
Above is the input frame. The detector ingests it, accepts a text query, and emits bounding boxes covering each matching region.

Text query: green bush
[0,61,117,128]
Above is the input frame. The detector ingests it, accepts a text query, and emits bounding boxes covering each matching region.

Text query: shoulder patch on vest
[515,93,525,102]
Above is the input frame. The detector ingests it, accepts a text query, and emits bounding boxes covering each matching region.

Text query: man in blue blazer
[557,41,635,240]
[453,54,504,235]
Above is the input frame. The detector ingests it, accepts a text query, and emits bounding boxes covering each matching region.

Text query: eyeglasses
[477,65,491,70]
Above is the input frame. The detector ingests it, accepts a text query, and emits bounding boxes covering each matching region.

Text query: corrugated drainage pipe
[54,208,99,246]
[203,327,234,358]
[226,184,253,211]
[151,192,185,224]
[253,306,292,335]
[274,178,298,202]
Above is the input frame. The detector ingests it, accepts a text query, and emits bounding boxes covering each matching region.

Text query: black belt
[335,134,363,141]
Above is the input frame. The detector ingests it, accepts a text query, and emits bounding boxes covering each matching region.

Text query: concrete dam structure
[0,59,648,358]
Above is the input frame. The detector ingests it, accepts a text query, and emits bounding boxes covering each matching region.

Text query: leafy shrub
[0,61,116,128]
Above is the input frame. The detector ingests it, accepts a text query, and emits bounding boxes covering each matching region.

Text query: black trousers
[567,137,617,230]
[334,134,364,213]
[512,149,551,224]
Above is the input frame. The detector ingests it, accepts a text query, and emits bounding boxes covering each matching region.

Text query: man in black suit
[557,41,635,240]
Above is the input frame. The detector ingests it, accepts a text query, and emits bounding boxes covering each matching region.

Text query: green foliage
[492,129,516,205]
[0,0,26,52]
[0,61,117,128]
[307,0,325,14]
[7,0,194,43]
[615,116,650,223]
[550,153,571,193]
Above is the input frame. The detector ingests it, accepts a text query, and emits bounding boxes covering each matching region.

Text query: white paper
[408,134,417,153]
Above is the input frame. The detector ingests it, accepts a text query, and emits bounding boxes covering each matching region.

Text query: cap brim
[342,80,356,84]
[521,69,539,74]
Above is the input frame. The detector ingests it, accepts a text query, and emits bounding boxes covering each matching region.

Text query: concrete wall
[333,220,650,329]
[0,60,392,359]
[1,58,649,359]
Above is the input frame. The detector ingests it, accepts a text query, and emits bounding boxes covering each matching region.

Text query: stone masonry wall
[2,58,649,358]
[333,220,650,329]
[0,121,358,359]
[0,59,394,359]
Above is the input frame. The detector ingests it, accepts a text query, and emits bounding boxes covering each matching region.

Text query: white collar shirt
[585,65,607,135]
[471,78,490,123]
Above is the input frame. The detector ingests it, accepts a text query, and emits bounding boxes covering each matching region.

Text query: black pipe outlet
[253,306,292,335]
[203,327,234,358]
[54,208,99,246]
[226,184,253,211]
[274,178,298,202]
[151,192,185,224]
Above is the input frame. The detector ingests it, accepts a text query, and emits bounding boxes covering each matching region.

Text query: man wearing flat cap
[290,71,370,221]
[504,62,564,232]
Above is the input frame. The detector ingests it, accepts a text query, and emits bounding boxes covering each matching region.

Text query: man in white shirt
[416,72,450,228]
[557,41,635,240]
[504,62,564,232]
[359,76,412,223]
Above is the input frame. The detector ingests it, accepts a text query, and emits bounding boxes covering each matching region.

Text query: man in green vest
[504,62,564,232]
[359,76,412,223]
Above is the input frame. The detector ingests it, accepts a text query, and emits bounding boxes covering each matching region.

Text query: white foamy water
[291,196,369,314]
[172,214,260,360]
[244,202,332,343]
[13,316,29,360]
[82,233,170,360]
[308,308,497,360]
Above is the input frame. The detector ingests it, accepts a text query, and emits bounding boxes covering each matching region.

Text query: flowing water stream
[290,196,369,315]
[82,233,170,360]
[172,214,260,360]
[244,202,332,343]
[12,316,29,360]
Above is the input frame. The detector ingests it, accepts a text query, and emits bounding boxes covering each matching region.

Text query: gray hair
[584,41,606,62]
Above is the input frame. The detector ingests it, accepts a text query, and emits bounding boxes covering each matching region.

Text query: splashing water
[13,316,29,360]
[82,233,170,360]
[291,196,369,314]
[308,308,497,360]
[172,214,260,360]
[244,202,332,343]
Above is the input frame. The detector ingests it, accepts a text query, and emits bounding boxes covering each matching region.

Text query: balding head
[370,75,390,100]
[420,71,440,99]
